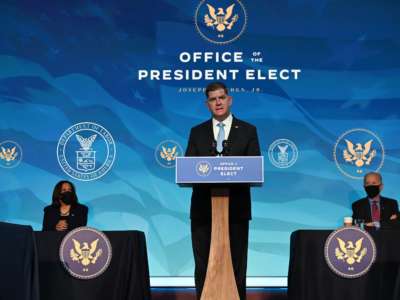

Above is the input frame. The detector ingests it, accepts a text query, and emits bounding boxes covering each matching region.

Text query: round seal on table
[324,226,376,279]
[59,227,112,280]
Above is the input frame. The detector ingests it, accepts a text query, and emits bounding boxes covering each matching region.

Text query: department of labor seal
[333,128,384,179]
[59,227,112,280]
[57,122,116,181]
[195,0,247,44]
[324,226,376,279]
[268,138,298,169]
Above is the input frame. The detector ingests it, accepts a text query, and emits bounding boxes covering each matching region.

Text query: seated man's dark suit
[352,196,399,226]
[185,116,260,300]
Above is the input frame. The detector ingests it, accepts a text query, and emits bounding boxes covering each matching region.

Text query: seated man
[352,172,399,228]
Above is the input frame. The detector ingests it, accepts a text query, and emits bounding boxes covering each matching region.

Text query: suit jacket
[42,203,88,231]
[185,116,261,220]
[352,196,399,224]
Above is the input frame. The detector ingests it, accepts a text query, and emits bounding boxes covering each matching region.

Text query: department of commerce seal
[324,226,376,279]
[57,122,116,181]
[333,128,384,179]
[0,140,23,169]
[268,138,298,169]
[194,0,247,44]
[59,227,112,280]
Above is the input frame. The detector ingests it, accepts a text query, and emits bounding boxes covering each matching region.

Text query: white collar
[212,113,233,127]
[211,114,233,141]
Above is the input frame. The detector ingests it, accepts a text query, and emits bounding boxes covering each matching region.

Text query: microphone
[210,140,217,156]
[222,140,230,156]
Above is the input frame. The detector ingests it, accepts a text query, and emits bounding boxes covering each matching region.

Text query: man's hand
[56,220,68,231]
[390,214,398,220]
[364,222,375,227]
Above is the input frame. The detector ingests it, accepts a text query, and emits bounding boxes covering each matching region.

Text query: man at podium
[185,82,261,300]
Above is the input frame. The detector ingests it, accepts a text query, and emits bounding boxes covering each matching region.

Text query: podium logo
[196,161,212,177]
[195,0,247,44]
[155,140,183,168]
[324,227,376,278]
[60,227,112,280]
[333,128,384,179]
[0,140,22,169]
[57,122,116,181]
[268,139,298,169]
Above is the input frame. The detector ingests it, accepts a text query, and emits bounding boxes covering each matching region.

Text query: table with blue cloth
[288,229,400,300]
[35,230,151,300]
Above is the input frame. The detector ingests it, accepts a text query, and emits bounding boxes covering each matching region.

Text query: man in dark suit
[352,172,398,228]
[185,82,260,300]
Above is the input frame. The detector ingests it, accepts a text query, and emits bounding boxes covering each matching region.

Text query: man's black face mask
[365,185,380,199]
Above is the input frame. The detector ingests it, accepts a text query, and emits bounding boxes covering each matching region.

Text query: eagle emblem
[160,146,178,162]
[335,237,367,265]
[76,134,97,151]
[0,146,18,162]
[70,238,103,269]
[204,3,239,32]
[343,139,376,169]
[198,163,210,175]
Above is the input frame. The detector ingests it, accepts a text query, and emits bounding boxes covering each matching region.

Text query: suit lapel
[204,119,215,147]
[364,198,372,221]
[379,196,387,219]
[207,119,213,139]
[227,116,239,145]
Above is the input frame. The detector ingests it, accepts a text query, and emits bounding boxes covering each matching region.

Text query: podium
[176,156,264,300]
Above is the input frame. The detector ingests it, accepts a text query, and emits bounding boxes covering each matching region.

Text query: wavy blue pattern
[0,0,399,277]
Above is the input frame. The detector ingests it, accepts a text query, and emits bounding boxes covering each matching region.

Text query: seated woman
[42,180,88,231]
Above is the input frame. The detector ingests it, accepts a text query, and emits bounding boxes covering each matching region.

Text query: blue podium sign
[175,156,264,185]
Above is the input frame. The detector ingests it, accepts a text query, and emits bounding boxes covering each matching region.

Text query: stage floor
[151,288,288,300]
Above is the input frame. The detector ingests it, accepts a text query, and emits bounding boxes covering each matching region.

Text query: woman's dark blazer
[42,203,88,231]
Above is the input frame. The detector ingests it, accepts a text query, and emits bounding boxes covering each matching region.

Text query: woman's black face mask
[60,191,74,205]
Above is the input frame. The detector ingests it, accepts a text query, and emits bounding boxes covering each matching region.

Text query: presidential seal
[195,0,247,44]
[333,128,384,179]
[324,226,376,279]
[268,139,298,169]
[59,227,112,280]
[0,140,23,169]
[57,122,116,181]
[155,140,183,168]
[196,161,212,177]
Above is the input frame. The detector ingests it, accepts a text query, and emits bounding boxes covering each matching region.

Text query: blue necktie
[216,122,225,154]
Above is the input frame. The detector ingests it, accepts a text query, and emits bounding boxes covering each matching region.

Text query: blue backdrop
[0,0,399,279]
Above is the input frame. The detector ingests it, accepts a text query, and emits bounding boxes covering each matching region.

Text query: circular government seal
[333,128,384,179]
[194,0,247,44]
[59,227,112,280]
[196,161,212,177]
[155,140,183,168]
[268,138,298,168]
[324,226,376,279]
[57,122,116,181]
[0,140,23,169]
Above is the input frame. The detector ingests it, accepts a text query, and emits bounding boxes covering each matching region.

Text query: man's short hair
[205,82,228,98]
[364,172,383,185]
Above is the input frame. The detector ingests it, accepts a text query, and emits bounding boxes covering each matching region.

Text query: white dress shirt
[212,113,233,141]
